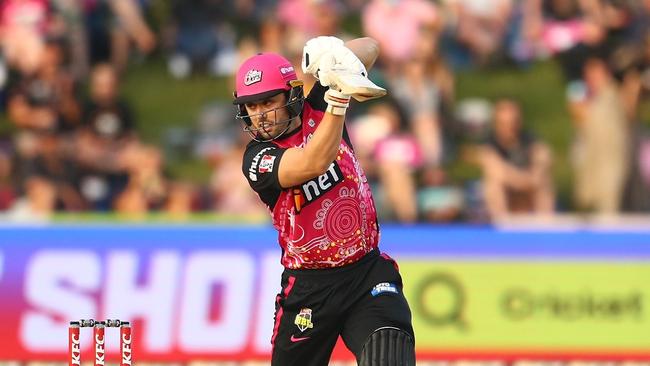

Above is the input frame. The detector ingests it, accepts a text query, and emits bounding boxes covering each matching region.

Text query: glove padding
[315,46,386,102]
[302,36,386,102]
[302,36,345,77]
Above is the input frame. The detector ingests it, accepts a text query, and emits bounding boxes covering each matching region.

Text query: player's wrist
[324,88,350,116]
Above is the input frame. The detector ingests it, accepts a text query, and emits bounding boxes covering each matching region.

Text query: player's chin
[260,130,277,140]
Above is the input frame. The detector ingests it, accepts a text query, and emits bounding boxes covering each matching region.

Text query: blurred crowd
[0,0,649,223]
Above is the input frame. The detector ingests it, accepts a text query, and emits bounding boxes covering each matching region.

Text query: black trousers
[270,249,414,366]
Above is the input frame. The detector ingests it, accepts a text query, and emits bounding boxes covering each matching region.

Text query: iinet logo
[293,162,343,212]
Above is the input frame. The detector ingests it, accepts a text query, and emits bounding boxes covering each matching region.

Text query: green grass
[121,58,232,144]
[120,58,232,181]
[52,211,268,224]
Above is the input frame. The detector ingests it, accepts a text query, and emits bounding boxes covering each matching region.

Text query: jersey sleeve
[242,141,287,207]
[305,82,328,112]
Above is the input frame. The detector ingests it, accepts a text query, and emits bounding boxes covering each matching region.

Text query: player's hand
[302,36,345,77]
[324,88,351,116]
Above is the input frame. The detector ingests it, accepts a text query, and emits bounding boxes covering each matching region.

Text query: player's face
[244,93,293,140]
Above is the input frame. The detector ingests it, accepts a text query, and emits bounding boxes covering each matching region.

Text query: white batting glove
[318,47,386,102]
[324,88,350,116]
[301,36,345,77]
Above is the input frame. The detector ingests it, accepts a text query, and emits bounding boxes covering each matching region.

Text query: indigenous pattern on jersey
[242,84,379,269]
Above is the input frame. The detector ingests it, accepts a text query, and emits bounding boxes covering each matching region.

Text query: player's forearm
[345,37,379,71]
[303,112,345,173]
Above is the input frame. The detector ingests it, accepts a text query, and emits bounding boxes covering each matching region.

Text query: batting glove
[324,88,351,116]
[302,36,345,77]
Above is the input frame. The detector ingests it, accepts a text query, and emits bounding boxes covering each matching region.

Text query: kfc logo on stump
[244,69,262,86]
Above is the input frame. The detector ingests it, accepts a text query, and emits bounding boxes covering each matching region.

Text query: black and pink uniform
[242,84,413,366]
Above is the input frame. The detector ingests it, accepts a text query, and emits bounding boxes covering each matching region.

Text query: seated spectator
[417,166,465,222]
[77,63,137,210]
[114,144,168,216]
[82,63,135,141]
[352,101,422,223]
[7,38,81,133]
[389,25,453,166]
[479,98,554,220]
[209,136,268,219]
[7,38,84,211]
[18,130,86,211]
[164,181,196,220]
[5,175,56,221]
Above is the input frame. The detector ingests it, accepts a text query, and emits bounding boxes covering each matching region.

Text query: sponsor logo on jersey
[292,161,343,213]
[294,308,314,332]
[258,155,276,173]
[249,147,275,181]
[371,282,398,296]
[244,69,262,85]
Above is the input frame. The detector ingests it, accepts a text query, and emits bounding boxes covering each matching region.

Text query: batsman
[234,36,416,366]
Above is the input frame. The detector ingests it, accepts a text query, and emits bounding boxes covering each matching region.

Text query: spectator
[479,98,554,220]
[6,175,56,220]
[523,0,607,81]
[7,38,80,133]
[49,0,89,80]
[277,0,346,55]
[570,57,630,214]
[85,0,156,73]
[164,181,196,219]
[165,0,234,78]
[77,63,136,210]
[81,63,135,141]
[114,144,167,215]
[0,0,50,74]
[7,38,84,210]
[209,138,269,219]
[0,145,16,210]
[389,25,454,166]
[417,166,465,222]
[362,0,439,69]
[443,0,514,65]
[367,101,422,223]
